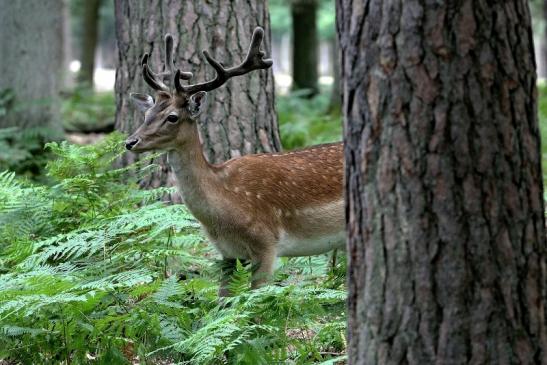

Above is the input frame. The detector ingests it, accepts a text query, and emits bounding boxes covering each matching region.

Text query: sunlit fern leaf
[152,276,183,308]
[77,268,155,290]
[0,292,90,317]
[159,315,185,342]
[0,325,53,337]
[228,260,252,296]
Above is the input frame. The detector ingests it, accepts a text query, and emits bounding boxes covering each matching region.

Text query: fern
[0,325,53,337]
[0,133,347,364]
[228,260,252,296]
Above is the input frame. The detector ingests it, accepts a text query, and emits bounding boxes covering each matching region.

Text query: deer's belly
[277,230,345,257]
[212,239,251,259]
[276,200,344,257]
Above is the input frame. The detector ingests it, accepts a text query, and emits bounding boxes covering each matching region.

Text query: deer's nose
[125,138,140,150]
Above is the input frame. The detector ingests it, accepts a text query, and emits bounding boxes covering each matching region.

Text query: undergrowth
[0,133,347,364]
[0,126,61,180]
[0,89,62,179]
[277,91,342,150]
[62,88,116,133]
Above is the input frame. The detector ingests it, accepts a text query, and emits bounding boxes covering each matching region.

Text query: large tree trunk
[78,0,101,87]
[114,0,281,192]
[0,0,64,131]
[338,1,547,364]
[291,0,319,96]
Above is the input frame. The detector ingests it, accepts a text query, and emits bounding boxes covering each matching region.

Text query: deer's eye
[166,114,179,123]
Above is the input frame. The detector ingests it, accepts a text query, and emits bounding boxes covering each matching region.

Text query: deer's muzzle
[125,138,140,151]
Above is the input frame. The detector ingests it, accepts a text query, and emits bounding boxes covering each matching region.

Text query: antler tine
[174,70,194,92]
[141,35,193,92]
[141,54,169,91]
[164,35,196,86]
[178,26,273,95]
[165,34,175,90]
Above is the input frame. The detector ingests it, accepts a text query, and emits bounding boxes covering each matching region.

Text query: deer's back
[215,142,343,209]
[205,142,344,255]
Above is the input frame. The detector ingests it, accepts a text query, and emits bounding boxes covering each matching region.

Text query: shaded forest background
[5,0,547,178]
[1,0,342,178]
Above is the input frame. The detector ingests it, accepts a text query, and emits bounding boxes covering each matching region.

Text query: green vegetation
[0,133,346,364]
[269,0,336,40]
[62,88,115,133]
[537,83,547,188]
[277,91,342,150]
[0,127,60,180]
[0,89,62,179]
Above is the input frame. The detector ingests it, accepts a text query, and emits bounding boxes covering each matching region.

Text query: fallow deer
[125,27,344,294]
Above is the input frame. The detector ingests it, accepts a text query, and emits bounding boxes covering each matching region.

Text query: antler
[141,34,192,92]
[174,27,273,94]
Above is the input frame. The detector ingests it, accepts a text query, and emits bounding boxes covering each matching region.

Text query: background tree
[0,0,64,131]
[338,0,547,364]
[318,0,340,112]
[114,0,281,191]
[529,0,547,77]
[291,0,319,96]
[78,0,101,87]
[543,0,547,77]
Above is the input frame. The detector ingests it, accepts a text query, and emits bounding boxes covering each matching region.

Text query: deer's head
[125,27,273,152]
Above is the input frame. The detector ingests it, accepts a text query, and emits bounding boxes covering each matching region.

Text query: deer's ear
[130,93,154,112]
[188,91,208,118]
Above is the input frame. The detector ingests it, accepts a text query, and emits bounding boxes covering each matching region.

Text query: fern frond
[0,325,53,337]
[228,260,251,296]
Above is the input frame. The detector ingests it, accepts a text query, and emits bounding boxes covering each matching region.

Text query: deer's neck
[167,127,218,219]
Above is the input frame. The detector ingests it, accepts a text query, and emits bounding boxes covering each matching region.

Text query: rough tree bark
[291,0,319,96]
[338,0,547,364]
[78,0,101,86]
[0,0,64,131]
[114,0,281,192]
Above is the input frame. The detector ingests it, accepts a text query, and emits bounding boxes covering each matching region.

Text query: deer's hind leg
[249,246,277,289]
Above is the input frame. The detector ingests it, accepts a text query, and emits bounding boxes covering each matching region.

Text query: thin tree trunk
[114,0,281,194]
[338,0,547,364]
[62,0,74,89]
[0,0,63,132]
[291,0,319,96]
[542,0,547,78]
[78,0,101,87]
[328,36,341,113]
